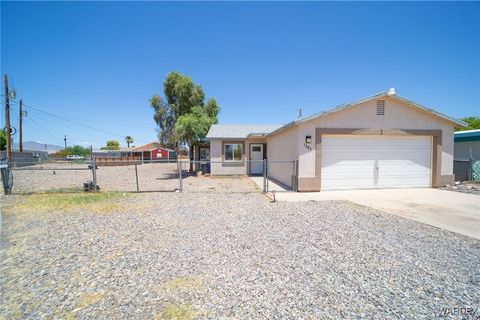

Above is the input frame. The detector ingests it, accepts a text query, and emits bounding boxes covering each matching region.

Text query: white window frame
[224,143,243,162]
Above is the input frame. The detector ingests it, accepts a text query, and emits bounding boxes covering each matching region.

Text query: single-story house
[93,142,176,161]
[130,142,174,160]
[1,150,49,164]
[206,88,466,191]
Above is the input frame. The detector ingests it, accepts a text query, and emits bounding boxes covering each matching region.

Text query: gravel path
[1,192,479,319]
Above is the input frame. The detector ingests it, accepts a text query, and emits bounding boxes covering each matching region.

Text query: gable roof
[267,88,467,137]
[133,142,173,152]
[206,124,283,139]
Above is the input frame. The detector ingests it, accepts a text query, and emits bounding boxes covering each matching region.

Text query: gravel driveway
[1,192,479,319]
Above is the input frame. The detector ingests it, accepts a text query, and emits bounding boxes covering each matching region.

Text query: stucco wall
[210,139,246,175]
[264,96,457,190]
[454,140,480,160]
[266,126,298,186]
[210,138,267,175]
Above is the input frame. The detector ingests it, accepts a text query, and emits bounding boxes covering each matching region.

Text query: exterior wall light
[305,135,312,144]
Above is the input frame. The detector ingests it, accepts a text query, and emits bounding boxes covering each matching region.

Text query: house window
[376,100,385,115]
[199,147,210,161]
[224,143,243,161]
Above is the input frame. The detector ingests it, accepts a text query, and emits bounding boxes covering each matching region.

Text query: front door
[250,144,264,174]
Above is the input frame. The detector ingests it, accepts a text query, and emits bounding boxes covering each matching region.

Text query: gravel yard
[1,192,479,319]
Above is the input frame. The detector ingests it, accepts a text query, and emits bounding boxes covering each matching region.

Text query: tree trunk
[189,142,194,172]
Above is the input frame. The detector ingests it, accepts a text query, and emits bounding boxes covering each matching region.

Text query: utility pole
[3,74,11,162]
[19,98,23,152]
[64,134,67,149]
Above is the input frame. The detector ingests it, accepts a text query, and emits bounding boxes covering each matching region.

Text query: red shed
[151,148,169,159]
[133,142,174,161]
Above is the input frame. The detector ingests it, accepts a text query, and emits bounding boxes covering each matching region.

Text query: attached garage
[321,135,432,190]
[264,88,466,192]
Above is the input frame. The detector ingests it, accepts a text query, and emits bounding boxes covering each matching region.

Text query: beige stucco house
[206,89,466,191]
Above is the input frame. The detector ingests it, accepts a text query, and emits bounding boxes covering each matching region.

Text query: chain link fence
[6,159,94,194]
[454,158,480,182]
[2,158,297,195]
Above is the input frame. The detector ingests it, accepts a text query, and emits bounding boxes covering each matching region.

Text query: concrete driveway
[275,188,480,239]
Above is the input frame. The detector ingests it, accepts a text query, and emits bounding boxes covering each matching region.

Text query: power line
[26,116,64,143]
[22,103,150,143]
[25,109,131,144]
[5,99,152,145]
[25,113,104,146]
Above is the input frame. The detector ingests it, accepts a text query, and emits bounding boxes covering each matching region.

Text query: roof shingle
[206,124,283,139]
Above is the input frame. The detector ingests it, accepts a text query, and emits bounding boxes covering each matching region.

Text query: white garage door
[321,135,432,190]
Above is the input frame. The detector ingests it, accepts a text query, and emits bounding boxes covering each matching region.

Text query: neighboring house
[454,130,480,160]
[453,130,480,181]
[1,150,49,165]
[206,88,466,191]
[132,142,175,160]
[93,142,175,160]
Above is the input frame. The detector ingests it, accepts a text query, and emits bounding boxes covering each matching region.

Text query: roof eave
[267,90,467,136]
[206,136,247,140]
[266,90,392,136]
[266,121,298,137]
[392,95,467,128]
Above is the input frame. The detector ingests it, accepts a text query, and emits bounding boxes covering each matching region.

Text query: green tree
[53,145,90,158]
[150,95,175,147]
[101,140,120,150]
[0,131,6,151]
[150,72,220,164]
[125,136,133,148]
[456,117,480,131]
[174,106,215,158]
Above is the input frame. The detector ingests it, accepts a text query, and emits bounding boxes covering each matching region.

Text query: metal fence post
[1,161,11,195]
[134,163,139,192]
[92,157,97,190]
[263,159,267,192]
[468,157,473,181]
[293,160,299,192]
[178,160,183,192]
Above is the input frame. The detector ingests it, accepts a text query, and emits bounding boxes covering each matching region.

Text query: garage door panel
[321,180,376,190]
[321,135,431,190]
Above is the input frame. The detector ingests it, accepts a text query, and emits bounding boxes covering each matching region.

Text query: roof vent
[376,100,385,116]
[387,87,396,95]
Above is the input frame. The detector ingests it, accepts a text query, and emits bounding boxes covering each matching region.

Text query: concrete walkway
[250,176,288,192]
[275,188,480,239]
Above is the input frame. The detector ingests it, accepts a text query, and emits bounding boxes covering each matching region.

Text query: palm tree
[125,136,133,148]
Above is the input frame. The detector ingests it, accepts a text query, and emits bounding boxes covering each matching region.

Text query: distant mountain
[12,141,63,153]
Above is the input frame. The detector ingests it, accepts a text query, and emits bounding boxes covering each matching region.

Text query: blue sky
[1,1,479,148]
